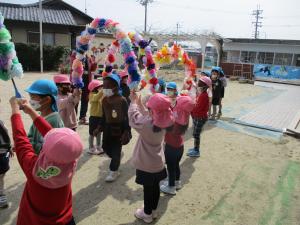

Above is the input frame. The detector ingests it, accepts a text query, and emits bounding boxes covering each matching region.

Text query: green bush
[15,43,67,71]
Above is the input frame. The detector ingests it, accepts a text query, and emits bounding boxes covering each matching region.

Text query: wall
[55,33,71,48]
[223,42,300,54]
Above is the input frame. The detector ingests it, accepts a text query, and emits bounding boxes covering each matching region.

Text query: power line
[252,5,263,39]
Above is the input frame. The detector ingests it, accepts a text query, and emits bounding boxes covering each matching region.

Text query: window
[274,53,293,66]
[28,31,55,46]
[225,51,240,63]
[258,52,274,64]
[240,51,256,63]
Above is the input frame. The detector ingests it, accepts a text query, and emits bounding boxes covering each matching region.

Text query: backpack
[0,121,11,152]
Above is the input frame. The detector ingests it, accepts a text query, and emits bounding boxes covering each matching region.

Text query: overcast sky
[4,0,300,40]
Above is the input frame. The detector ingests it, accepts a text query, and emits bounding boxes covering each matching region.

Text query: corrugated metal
[0,6,77,26]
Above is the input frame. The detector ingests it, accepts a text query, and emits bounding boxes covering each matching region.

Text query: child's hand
[9,149,14,158]
[10,97,20,114]
[18,99,34,115]
[130,91,138,103]
[73,88,81,96]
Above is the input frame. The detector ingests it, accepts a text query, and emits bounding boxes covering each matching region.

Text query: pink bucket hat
[173,95,195,125]
[88,79,103,91]
[53,74,71,84]
[146,93,174,128]
[32,128,83,189]
[199,76,212,87]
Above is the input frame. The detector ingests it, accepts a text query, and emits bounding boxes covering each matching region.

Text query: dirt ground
[0,72,300,225]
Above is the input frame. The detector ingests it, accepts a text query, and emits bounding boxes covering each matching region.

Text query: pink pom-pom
[149,69,156,75]
[105,19,113,27]
[91,18,100,28]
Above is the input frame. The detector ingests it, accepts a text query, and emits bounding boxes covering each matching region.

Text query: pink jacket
[57,93,80,129]
[129,103,166,173]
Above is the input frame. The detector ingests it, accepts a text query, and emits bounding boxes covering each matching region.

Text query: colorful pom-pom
[126,56,135,64]
[108,54,115,63]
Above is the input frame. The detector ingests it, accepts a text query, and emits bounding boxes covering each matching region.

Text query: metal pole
[176,23,179,44]
[39,0,43,73]
[144,1,147,33]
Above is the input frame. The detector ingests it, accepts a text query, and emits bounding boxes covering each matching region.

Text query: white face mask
[103,89,114,97]
[167,90,175,97]
[29,99,41,110]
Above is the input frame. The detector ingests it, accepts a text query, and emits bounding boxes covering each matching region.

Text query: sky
[4,0,300,40]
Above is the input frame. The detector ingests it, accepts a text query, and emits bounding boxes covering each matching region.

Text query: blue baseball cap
[211,66,221,73]
[166,81,177,90]
[105,72,121,88]
[25,79,58,112]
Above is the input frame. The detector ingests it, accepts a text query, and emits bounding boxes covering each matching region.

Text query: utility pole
[137,0,154,34]
[85,0,87,14]
[176,22,180,44]
[39,0,43,73]
[252,5,263,39]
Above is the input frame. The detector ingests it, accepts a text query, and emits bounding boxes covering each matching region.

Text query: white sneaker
[87,147,96,155]
[134,208,153,223]
[175,180,182,190]
[96,147,104,155]
[160,184,176,195]
[105,170,119,182]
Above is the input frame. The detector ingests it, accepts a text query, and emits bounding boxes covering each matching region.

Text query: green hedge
[15,43,67,71]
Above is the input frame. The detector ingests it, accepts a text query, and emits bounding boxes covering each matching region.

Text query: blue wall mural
[254,64,300,80]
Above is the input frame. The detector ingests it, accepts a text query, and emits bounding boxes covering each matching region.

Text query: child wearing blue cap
[25,79,64,154]
[102,73,131,182]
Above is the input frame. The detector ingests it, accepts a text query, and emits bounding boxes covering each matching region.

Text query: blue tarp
[254,64,300,80]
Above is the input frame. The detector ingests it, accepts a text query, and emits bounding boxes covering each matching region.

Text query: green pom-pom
[0,27,11,42]
[0,42,14,55]
[0,69,10,81]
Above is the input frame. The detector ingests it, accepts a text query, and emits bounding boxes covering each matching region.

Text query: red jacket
[11,114,73,225]
[191,92,209,119]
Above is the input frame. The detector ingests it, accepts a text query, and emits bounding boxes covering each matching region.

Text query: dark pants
[136,169,167,215]
[192,118,207,151]
[165,144,184,186]
[79,89,89,119]
[103,144,121,171]
[66,217,76,225]
[143,183,160,215]
[79,74,90,119]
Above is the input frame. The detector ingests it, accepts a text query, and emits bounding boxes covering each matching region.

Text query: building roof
[0,0,93,26]
[0,5,76,26]
[225,38,300,46]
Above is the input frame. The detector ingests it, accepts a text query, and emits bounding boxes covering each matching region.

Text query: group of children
[0,66,226,224]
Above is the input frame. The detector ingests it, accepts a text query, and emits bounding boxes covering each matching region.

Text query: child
[129,92,174,223]
[54,74,81,131]
[87,79,104,155]
[218,69,227,116]
[157,78,166,94]
[25,79,64,154]
[0,107,13,209]
[200,72,213,117]
[166,82,178,107]
[187,76,211,157]
[119,71,131,104]
[210,67,223,120]
[160,95,194,195]
[102,73,131,182]
[10,97,83,225]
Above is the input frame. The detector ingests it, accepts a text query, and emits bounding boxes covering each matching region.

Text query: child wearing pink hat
[9,97,83,225]
[54,74,81,131]
[87,79,104,155]
[187,76,211,157]
[160,95,195,195]
[129,92,174,223]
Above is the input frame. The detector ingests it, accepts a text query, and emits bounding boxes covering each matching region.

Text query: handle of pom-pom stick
[11,78,22,98]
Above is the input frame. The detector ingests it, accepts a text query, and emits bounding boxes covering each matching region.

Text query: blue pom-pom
[128,81,140,90]
[147,63,155,70]
[126,56,135,64]
[131,70,141,82]
[87,27,97,35]
[78,43,89,51]
[138,40,148,49]
[98,19,106,28]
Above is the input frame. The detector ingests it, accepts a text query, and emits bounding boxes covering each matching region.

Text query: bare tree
[137,0,154,34]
